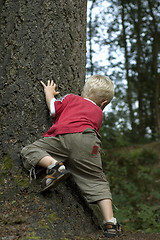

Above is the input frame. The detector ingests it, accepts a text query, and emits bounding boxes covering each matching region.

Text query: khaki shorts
[21,128,112,203]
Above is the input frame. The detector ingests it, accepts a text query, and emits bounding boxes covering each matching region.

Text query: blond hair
[81,75,114,106]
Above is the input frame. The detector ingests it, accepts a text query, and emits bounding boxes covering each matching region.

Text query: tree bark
[0,0,87,161]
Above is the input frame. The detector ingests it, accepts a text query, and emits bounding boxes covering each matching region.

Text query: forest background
[87,0,160,233]
[0,0,160,238]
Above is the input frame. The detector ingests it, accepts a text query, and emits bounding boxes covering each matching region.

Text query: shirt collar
[84,98,97,105]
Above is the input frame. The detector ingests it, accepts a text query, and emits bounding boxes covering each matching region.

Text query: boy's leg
[97,199,113,222]
[21,137,70,191]
[21,137,69,170]
[65,130,122,237]
[38,156,57,168]
[98,199,123,237]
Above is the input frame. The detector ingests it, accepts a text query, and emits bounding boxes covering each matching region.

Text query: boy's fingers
[40,81,46,88]
[55,91,60,96]
[41,80,57,90]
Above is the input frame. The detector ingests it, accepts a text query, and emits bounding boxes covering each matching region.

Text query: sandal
[40,162,70,192]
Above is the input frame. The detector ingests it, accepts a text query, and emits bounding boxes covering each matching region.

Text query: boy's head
[81,75,114,108]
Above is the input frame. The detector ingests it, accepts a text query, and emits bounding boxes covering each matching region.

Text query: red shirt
[43,94,103,137]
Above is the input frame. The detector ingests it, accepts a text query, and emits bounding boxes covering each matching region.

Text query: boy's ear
[100,100,108,110]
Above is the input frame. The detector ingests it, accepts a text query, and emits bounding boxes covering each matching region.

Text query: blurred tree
[87,0,160,142]
[88,0,96,75]
[147,0,160,137]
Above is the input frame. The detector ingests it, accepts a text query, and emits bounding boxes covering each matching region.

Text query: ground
[0,143,160,239]
[1,179,160,240]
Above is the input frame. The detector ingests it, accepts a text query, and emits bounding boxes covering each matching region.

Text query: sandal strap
[104,223,117,230]
[46,175,56,180]
[47,161,64,175]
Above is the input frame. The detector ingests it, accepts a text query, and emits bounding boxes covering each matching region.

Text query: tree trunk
[121,1,136,134]
[0,0,86,161]
[148,0,160,137]
[135,0,146,137]
[0,0,101,239]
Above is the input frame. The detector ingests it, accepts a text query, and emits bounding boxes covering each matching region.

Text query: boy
[21,75,122,238]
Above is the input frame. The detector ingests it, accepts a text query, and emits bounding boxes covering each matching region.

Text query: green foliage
[100,113,131,149]
[102,146,160,232]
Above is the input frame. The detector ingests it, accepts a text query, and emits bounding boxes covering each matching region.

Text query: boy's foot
[103,222,123,238]
[40,162,70,192]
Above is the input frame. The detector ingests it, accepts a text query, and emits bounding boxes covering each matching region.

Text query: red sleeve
[54,94,71,117]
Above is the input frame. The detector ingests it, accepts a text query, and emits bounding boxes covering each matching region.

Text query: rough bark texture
[0,0,86,161]
[0,1,104,239]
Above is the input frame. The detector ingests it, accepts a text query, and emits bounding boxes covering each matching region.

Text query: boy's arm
[40,80,60,112]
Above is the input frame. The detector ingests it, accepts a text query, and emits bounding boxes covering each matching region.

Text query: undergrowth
[102,146,160,232]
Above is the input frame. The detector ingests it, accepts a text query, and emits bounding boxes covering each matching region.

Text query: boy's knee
[21,145,29,158]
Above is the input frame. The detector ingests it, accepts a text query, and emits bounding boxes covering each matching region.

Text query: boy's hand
[41,80,60,97]
[40,80,60,111]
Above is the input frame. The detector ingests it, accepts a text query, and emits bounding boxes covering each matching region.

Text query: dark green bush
[102,147,160,232]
